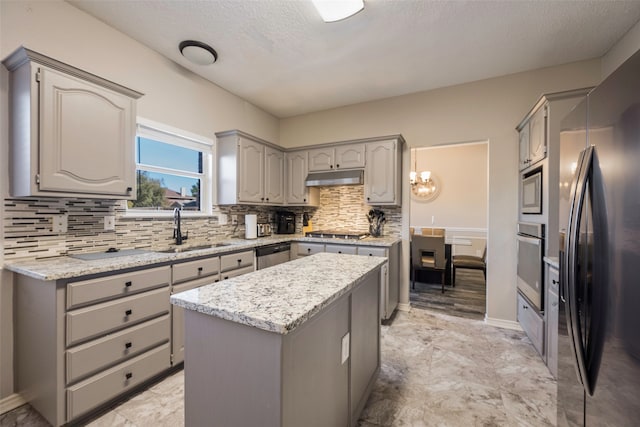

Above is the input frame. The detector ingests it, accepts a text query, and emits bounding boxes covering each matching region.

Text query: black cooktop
[305,230,369,240]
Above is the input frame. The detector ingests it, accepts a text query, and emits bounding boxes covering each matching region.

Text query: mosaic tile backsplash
[3,185,401,261]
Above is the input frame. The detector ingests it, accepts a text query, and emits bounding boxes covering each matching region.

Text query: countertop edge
[4,235,401,281]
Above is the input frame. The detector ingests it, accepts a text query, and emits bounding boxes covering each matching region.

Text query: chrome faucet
[173,207,187,245]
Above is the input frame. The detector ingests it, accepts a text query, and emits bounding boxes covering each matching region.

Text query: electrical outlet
[231,214,238,225]
[104,216,116,231]
[218,213,228,225]
[52,214,68,233]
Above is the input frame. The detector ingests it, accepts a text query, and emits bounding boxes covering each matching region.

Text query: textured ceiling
[68,0,640,118]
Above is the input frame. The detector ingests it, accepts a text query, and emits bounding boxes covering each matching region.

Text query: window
[128,119,213,215]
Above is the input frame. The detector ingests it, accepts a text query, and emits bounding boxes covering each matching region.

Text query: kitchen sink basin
[158,242,232,253]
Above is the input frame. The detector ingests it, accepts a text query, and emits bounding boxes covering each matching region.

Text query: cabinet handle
[125,372,133,380]
[336,164,340,168]
[307,248,311,253]
[125,309,132,316]
[126,187,133,192]
[338,251,342,254]
[330,164,333,169]
[198,267,203,272]
[552,279,559,285]
[125,342,132,349]
[266,198,269,201]
[224,276,229,280]
[303,198,306,202]
[125,281,132,287]
[237,259,241,263]
[369,253,373,256]
[261,197,264,201]
[367,197,370,201]
[522,305,528,310]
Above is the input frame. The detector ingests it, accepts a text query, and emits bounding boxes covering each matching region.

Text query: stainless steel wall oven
[516,222,545,311]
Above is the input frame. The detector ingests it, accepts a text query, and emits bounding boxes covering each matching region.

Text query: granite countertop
[170,252,387,335]
[4,234,401,281]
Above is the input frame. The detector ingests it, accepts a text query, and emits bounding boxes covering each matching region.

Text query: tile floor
[1,308,555,427]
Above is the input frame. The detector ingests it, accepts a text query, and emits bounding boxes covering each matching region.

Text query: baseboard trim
[484,316,522,331]
[397,302,411,312]
[0,393,26,415]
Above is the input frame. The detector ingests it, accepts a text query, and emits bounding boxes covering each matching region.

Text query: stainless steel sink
[158,243,232,253]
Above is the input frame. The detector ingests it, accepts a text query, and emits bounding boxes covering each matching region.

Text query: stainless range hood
[305,170,364,186]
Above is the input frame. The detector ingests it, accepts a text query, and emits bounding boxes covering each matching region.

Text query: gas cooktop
[305,230,370,240]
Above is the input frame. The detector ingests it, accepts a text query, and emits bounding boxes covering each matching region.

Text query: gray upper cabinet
[285,151,319,206]
[2,47,142,199]
[308,144,365,171]
[364,139,401,206]
[216,130,285,205]
[518,104,547,170]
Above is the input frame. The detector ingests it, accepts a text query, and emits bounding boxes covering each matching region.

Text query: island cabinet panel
[282,296,350,427]
[350,271,381,424]
[325,243,358,255]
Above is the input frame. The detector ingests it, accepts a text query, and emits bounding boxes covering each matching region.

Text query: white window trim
[125,117,214,218]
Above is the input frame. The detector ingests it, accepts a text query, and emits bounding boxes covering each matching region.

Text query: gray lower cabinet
[546,265,559,378]
[183,268,380,427]
[220,250,255,280]
[291,241,400,319]
[517,292,545,356]
[15,266,171,426]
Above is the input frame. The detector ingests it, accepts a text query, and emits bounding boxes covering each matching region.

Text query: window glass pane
[137,137,202,173]
[130,171,200,211]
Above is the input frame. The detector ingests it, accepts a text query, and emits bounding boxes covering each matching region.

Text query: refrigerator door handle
[567,145,595,395]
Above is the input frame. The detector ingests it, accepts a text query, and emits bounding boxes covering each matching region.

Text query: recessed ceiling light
[311,0,364,22]
[179,40,218,65]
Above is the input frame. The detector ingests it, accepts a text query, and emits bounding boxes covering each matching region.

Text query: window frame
[125,117,214,217]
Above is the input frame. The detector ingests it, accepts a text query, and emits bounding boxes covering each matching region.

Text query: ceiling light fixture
[311,0,364,22]
[179,40,218,65]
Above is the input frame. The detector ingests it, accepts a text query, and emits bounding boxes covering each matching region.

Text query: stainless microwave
[521,168,542,214]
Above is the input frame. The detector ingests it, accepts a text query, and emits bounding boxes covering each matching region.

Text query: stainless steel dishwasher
[256,242,291,270]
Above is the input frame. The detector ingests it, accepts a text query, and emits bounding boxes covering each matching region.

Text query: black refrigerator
[557,48,640,426]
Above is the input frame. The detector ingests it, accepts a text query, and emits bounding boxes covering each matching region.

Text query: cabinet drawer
[325,244,357,255]
[220,250,254,272]
[66,287,170,346]
[357,246,388,258]
[517,293,544,356]
[173,257,220,284]
[67,266,170,309]
[66,344,170,421]
[66,314,170,384]
[221,265,254,280]
[296,243,324,256]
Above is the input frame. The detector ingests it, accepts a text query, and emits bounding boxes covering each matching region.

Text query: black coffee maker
[275,211,296,234]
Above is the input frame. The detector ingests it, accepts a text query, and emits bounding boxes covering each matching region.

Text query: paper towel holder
[245,214,258,240]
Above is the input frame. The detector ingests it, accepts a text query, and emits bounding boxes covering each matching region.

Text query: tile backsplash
[3,185,401,261]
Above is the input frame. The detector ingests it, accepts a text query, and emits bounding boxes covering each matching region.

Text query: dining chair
[451,246,487,286]
[411,234,447,293]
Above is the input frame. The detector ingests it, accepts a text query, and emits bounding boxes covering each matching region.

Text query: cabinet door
[546,266,559,378]
[264,146,284,204]
[286,151,308,204]
[238,138,264,203]
[364,140,398,205]
[308,147,334,171]
[335,144,365,169]
[528,105,547,166]
[39,67,136,197]
[519,124,530,170]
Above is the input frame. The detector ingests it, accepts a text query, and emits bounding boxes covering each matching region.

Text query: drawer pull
[307,248,311,253]
[125,372,133,380]
[522,305,528,310]
[224,276,229,280]
[125,281,132,287]
[125,342,132,349]
[552,279,559,285]
[197,267,203,272]
[125,309,133,316]
[237,259,241,263]
[369,253,373,256]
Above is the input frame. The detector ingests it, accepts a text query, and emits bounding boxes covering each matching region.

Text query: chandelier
[410,148,440,201]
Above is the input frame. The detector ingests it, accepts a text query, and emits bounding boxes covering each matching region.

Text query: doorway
[409,141,489,319]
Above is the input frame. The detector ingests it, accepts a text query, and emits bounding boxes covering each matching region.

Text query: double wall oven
[516,222,545,312]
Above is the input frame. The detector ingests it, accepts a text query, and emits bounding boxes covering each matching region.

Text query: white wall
[279,60,603,327]
[410,143,487,230]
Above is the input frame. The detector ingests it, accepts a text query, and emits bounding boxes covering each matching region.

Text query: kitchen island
[171,252,386,427]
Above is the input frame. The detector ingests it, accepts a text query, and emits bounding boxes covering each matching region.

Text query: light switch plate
[52,214,68,233]
[104,216,116,231]
[218,213,228,225]
[341,332,350,364]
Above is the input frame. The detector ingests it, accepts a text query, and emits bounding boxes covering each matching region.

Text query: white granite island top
[171,252,386,335]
